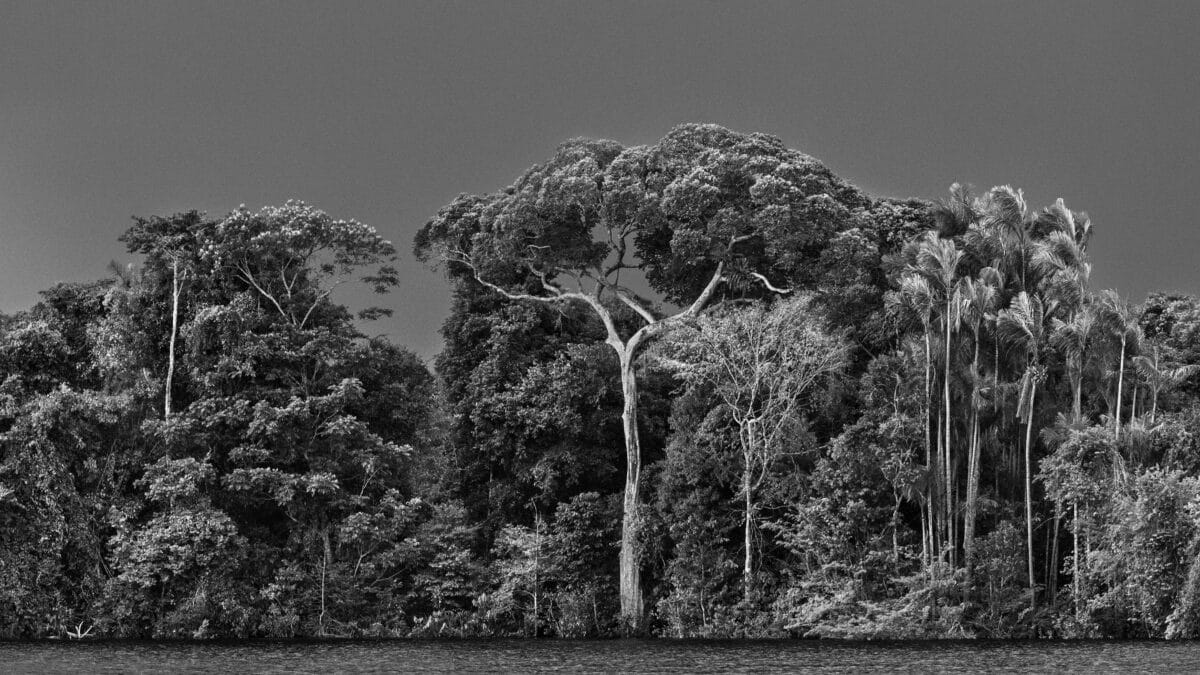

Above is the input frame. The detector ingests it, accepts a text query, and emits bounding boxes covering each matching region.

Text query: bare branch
[236,260,292,324]
[748,272,793,295]
[298,280,346,330]
[616,291,657,325]
[681,260,727,318]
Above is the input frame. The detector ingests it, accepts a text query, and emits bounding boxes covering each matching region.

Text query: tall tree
[1098,291,1141,441]
[998,290,1053,603]
[416,124,868,625]
[911,229,964,564]
[959,268,1002,571]
[663,295,847,598]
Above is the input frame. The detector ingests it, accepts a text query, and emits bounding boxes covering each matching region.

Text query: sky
[3,1,1199,360]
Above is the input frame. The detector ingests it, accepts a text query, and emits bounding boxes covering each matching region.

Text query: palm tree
[896,273,937,567]
[916,229,965,564]
[998,290,1053,605]
[959,269,1002,572]
[1133,344,1200,423]
[980,185,1033,292]
[1051,303,1100,423]
[1098,290,1141,440]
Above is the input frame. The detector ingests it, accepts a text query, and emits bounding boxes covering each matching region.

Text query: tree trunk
[743,461,754,601]
[1074,502,1081,623]
[165,258,181,418]
[943,305,953,565]
[319,528,331,637]
[1049,511,1060,600]
[965,337,981,572]
[923,329,936,570]
[965,405,981,573]
[1024,385,1037,609]
[1114,335,1126,440]
[617,351,644,628]
[920,500,930,572]
[1073,368,1082,421]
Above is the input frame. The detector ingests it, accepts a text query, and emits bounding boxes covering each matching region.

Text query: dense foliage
[5,124,1200,638]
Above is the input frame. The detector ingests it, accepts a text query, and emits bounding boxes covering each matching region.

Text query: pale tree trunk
[1049,512,1060,599]
[1073,368,1083,420]
[165,258,181,418]
[923,329,935,572]
[319,528,331,637]
[1074,502,1081,623]
[943,307,953,565]
[964,404,981,573]
[965,337,981,573]
[742,419,755,601]
[1150,347,1159,423]
[1024,385,1037,609]
[617,350,643,625]
[1114,335,1126,440]
[743,464,753,600]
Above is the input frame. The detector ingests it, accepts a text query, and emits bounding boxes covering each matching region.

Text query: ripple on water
[1,639,1197,674]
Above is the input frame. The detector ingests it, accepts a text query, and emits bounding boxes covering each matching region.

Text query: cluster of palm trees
[890,184,1196,609]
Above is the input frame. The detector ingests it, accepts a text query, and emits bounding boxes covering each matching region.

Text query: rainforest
[4,124,1200,640]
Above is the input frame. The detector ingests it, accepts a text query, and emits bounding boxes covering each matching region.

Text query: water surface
[2,639,1197,673]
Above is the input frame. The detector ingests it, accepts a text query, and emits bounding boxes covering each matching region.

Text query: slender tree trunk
[1114,335,1126,440]
[1049,512,1060,600]
[965,406,981,572]
[1151,348,1160,424]
[319,528,331,637]
[1073,502,1081,623]
[923,328,933,570]
[1024,384,1037,609]
[617,351,643,628]
[165,258,181,418]
[533,508,541,637]
[743,458,754,601]
[891,499,902,564]
[934,408,943,564]
[1073,369,1082,421]
[965,337,981,573]
[943,306,953,565]
[920,501,930,572]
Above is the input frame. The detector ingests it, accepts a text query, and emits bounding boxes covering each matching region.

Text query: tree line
[4,124,1200,638]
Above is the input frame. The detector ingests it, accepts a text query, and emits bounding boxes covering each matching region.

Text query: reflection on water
[2,639,1197,673]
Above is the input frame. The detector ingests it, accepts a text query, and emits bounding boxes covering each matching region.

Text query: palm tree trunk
[924,329,936,565]
[1024,384,1037,609]
[1049,512,1060,600]
[1080,365,1089,417]
[1114,335,1126,439]
[943,305,953,563]
[965,337,981,572]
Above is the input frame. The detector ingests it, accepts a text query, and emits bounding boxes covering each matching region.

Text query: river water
[2,639,1198,673]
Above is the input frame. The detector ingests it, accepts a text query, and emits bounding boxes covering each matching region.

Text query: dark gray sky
[3,1,1198,360]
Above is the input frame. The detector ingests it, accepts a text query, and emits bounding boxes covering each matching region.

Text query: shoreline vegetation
[5,124,1200,640]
